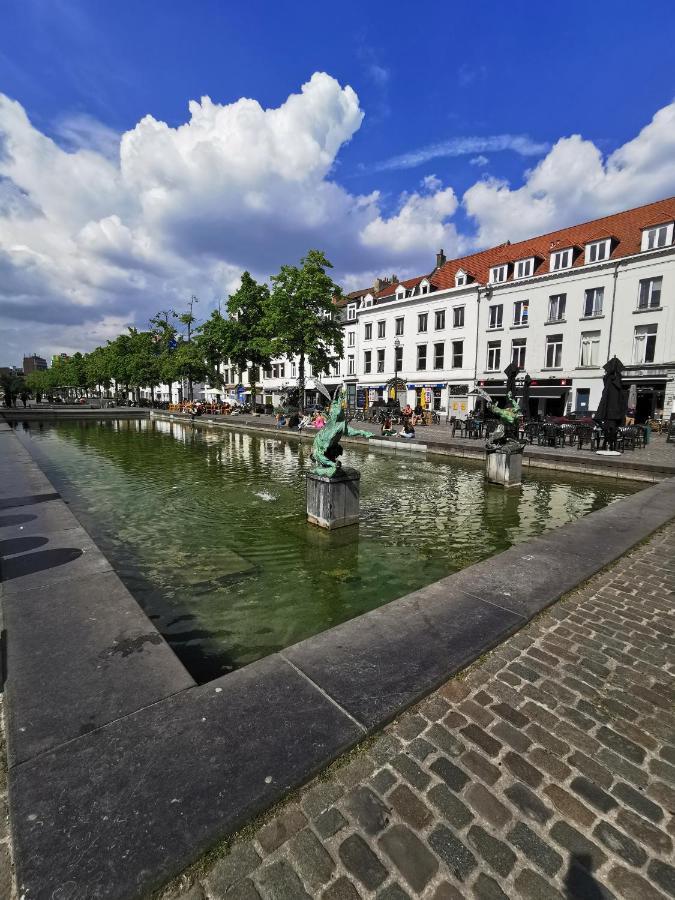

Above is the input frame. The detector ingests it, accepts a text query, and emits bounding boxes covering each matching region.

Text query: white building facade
[256,196,675,422]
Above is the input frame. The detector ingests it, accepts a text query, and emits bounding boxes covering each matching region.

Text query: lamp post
[394,338,401,407]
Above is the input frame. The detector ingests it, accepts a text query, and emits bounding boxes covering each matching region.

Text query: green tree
[194,309,230,390]
[224,272,273,412]
[269,250,343,406]
[86,346,114,398]
[149,311,178,403]
[0,370,24,407]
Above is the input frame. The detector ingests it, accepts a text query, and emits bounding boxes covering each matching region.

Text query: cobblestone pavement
[163,521,675,900]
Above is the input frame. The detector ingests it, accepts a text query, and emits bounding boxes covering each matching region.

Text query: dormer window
[490,265,508,283]
[455,269,468,287]
[551,248,574,271]
[642,222,673,251]
[585,239,611,264]
[347,304,356,320]
[515,258,534,279]
[363,293,373,308]
[396,287,405,300]
[420,279,430,295]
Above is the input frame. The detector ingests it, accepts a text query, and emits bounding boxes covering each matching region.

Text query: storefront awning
[483,385,570,399]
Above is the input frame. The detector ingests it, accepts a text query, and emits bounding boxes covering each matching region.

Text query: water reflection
[15,419,638,683]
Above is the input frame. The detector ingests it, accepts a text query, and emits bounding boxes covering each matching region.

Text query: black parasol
[504,361,519,399]
[595,356,626,450]
[520,373,532,420]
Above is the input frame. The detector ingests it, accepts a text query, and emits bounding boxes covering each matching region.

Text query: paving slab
[285,586,524,730]
[9,654,362,900]
[3,569,194,764]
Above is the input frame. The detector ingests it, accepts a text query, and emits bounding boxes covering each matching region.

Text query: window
[642,223,672,251]
[332,361,340,375]
[364,322,372,340]
[515,258,534,279]
[488,305,503,329]
[580,331,601,367]
[363,350,372,374]
[417,345,427,370]
[586,239,610,264]
[513,299,529,326]
[291,362,297,378]
[434,309,446,330]
[638,277,662,309]
[545,334,563,368]
[377,320,386,339]
[377,349,385,373]
[551,248,574,271]
[421,282,429,295]
[511,339,526,368]
[452,340,464,368]
[418,313,428,333]
[548,294,566,322]
[434,342,445,369]
[456,272,467,287]
[363,297,373,308]
[394,344,403,370]
[486,341,501,371]
[395,317,404,336]
[347,304,356,320]
[347,355,355,375]
[396,288,405,300]
[583,287,604,317]
[633,324,657,364]
[453,306,465,328]
[347,330,355,347]
[490,264,508,283]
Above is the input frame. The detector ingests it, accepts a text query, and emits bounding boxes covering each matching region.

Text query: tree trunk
[298,353,306,411]
[249,365,258,415]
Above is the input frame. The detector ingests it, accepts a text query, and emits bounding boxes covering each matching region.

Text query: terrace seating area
[448,415,663,454]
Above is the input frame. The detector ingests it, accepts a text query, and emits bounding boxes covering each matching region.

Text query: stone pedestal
[486,447,523,487]
[306,468,360,529]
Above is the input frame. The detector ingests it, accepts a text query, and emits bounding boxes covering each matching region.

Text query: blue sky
[1,0,675,362]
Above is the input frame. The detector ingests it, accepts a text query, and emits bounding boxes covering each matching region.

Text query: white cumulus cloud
[463,101,675,245]
[1,75,675,363]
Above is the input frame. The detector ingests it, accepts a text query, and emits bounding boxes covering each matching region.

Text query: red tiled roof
[431,196,675,290]
[374,274,430,300]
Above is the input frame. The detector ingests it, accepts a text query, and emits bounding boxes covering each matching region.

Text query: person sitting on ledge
[312,411,326,429]
[287,411,300,429]
[402,403,413,418]
[298,411,312,430]
[381,415,396,437]
[398,419,415,439]
[274,412,286,429]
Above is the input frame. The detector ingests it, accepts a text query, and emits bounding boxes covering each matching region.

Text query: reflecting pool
[14,419,639,682]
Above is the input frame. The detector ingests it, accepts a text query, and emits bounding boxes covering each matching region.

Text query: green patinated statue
[473,387,526,452]
[311,386,372,477]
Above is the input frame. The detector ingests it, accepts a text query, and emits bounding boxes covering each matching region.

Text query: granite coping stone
[2,570,195,765]
[1,424,675,898]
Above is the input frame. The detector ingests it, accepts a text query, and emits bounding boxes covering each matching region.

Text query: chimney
[436,249,446,269]
[391,274,398,283]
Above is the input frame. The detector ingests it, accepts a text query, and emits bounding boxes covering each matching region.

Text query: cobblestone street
[163,521,675,900]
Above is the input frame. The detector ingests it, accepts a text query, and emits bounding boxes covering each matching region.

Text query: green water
[14,419,637,682]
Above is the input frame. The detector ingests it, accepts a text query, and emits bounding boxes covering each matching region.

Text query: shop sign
[449,384,469,395]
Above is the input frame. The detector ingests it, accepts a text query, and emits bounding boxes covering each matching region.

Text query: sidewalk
[162,521,675,900]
